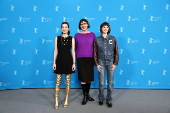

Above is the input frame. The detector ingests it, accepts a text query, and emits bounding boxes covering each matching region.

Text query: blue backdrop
[0,0,170,90]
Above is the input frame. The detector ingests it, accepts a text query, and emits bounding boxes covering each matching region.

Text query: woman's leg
[86,82,95,101]
[81,82,88,105]
[54,74,62,109]
[64,74,71,108]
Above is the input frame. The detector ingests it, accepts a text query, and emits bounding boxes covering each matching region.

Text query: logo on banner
[0,61,9,66]
[42,60,53,65]
[18,16,30,22]
[20,60,32,65]
[148,59,159,65]
[12,49,16,55]
[33,6,37,11]
[150,16,161,21]
[84,16,95,22]
[43,80,54,84]
[141,48,145,54]
[11,27,16,33]
[11,5,15,11]
[126,80,137,85]
[35,48,38,54]
[22,80,33,85]
[34,27,38,33]
[35,70,39,75]
[165,4,169,10]
[42,38,53,44]
[120,48,123,54]
[120,27,124,32]
[127,38,138,43]
[120,5,124,10]
[149,38,160,43]
[148,80,159,85]
[127,59,138,64]
[163,70,167,75]
[119,70,123,75]
[0,18,7,21]
[77,6,80,11]
[55,6,59,11]
[164,26,169,32]
[0,82,2,86]
[0,40,8,44]
[56,27,59,33]
[99,5,102,11]
[143,4,147,10]
[142,27,146,32]
[163,48,167,54]
[63,16,73,22]
[19,38,31,44]
[14,70,17,75]
[141,70,145,75]
[106,16,117,21]
[127,15,139,21]
[41,16,52,22]
[0,82,10,86]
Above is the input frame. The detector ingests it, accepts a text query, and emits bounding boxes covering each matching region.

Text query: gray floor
[0,89,170,113]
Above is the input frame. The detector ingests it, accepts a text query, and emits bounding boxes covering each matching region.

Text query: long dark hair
[61,22,70,35]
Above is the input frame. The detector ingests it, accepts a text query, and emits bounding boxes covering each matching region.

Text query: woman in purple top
[75,19,96,105]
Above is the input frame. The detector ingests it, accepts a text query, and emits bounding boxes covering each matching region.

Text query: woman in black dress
[53,22,76,109]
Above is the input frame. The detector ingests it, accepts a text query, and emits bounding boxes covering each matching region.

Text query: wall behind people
[0,0,169,89]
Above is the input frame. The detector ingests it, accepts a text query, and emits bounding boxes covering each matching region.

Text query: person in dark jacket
[94,22,119,108]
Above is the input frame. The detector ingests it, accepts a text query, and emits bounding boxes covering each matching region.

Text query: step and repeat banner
[0,0,169,90]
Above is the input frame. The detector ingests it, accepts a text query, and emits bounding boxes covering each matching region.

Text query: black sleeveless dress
[54,36,75,74]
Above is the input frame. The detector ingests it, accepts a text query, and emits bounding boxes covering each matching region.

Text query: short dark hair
[100,22,111,34]
[78,19,90,30]
[61,22,70,35]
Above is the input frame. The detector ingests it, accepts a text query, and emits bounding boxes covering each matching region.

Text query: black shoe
[107,103,112,108]
[82,93,88,105]
[99,101,103,106]
[87,94,95,101]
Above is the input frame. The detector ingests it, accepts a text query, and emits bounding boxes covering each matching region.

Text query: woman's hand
[97,65,102,72]
[72,64,76,71]
[111,64,116,71]
[53,64,56,70]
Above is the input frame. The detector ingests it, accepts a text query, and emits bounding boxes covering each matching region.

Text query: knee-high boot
[86,83,95,101]
[54,74,62,109]
[81,84,88,105]
[63,74,71,108]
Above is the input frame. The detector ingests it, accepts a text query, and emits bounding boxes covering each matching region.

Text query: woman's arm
[53,37,58,65]
[72,38,76,71]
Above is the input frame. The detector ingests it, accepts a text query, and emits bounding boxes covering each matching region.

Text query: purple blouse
[75,32,96,58]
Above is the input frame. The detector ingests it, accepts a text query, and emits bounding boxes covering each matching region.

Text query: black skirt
[77,57,94,82]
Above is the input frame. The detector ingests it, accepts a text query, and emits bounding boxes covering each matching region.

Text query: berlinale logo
[33,6,37,11]
[142,27,146,32]
[99,5,102,11]
[120,5,124,10]
[77,6,80,11]
[34,27,38,33]
[120,27,124,32]
[165,4,169,10]
[11,27,16,33]
[141,48,145,54]
[119,70,123,75]
[141,70,145,75]
[55,6,59,11]
[164,26,169,32]
[143,4,147,10]
[11,5,15,11]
